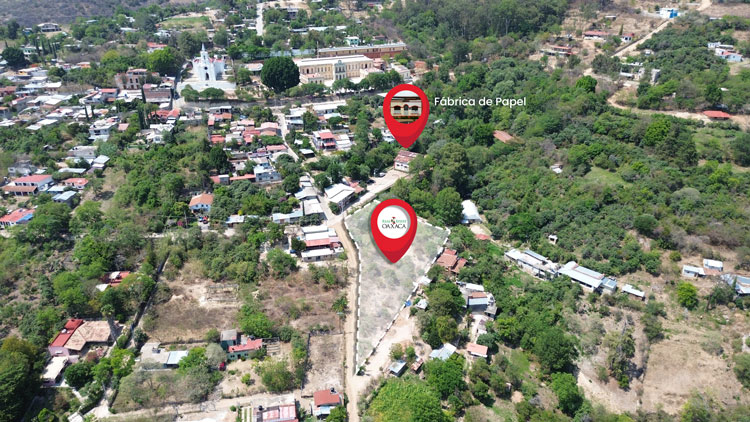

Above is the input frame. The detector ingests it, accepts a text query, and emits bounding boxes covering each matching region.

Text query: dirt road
[332,220,361,422]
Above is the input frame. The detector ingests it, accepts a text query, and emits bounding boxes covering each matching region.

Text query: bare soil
[302,333,345,396]
[145,260,241,343]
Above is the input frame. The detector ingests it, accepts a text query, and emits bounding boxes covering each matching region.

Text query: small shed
[388,360,407,376]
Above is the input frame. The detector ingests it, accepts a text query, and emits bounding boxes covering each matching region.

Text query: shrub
[676,282,698,309]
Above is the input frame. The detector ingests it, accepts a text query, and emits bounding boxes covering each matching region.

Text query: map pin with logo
[383,84,429,149]
[370,199,418,263]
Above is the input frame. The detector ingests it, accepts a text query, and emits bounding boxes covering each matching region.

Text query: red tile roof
[64,177,88,186]
[49,319,84,347]
[703,110,732,119]
[475,233,490,240]
[313,389,342,408]
[466,342,488,356]
[493,130,513,143]
[3,185,37,193]
[189,193,214,207]
[14,174,52,184]
[0,208,34,224]
[229,338,262,353]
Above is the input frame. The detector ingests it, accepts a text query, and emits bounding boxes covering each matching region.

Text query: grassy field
[160,16,210,30]
[583,167,630,187]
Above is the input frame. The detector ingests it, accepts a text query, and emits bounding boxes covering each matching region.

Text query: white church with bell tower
[193,44,226,82]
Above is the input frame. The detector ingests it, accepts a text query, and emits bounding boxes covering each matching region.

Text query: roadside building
[295,55,374,83]
[429,343,457,361]
[325,183,356,210]
[189,193,214,214]
[722,274,750,295]
[388,360,407,376]
[250,403,298,422]
[394,150,418,172]
[313,388,343,419]
[228,337,263,360]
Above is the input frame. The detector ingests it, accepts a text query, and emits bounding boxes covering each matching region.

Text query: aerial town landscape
[1,0,750,421]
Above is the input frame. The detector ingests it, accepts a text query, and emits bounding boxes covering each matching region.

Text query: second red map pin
[383,84,429,149]
[370,199,418,264]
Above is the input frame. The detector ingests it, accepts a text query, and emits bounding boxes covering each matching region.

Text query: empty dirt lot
[144,260,241,343]
[302,333,345,396]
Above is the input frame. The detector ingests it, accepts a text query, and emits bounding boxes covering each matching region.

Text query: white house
[461,200,481,224]
[703,259,724,272]
[325,183,356,210]
[189,193,214,214]
[682,265,705,278]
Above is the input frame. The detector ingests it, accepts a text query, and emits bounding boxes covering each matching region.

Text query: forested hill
[382,0,569,60]
[0,0,185,26]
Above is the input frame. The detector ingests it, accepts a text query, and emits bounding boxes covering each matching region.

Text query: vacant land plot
[303,333,345,396]
[257,264,347,332]
[144,260,240,343]
[346,201,449,366]
[160,15,210,30]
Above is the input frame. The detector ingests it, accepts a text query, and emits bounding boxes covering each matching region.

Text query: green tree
[239,306,274,338]
[704,82,722,106]
[730,133,750,166]
[435,316,458,343]
[1,47,27,69]
[676,282,698,310]
[634,214,658,236]
[366,378,450,422]
[0,347,38,422]
[213,28,229,47]
[550,372,583,415]
[534,327,578,373]
[147,47,182,75]
[257,359,294,392]
[424,354,466,399]
[734,353,750,388]
[260,57,300,93]
[575,75,597,93]
[266,248,297,276]
[326,406,347,422]
[434,187,463,226]
[64,361,94,389]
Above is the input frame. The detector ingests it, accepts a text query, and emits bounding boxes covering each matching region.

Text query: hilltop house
[48,319,115,359]
[558,261,617,293]
[504,249,559,280]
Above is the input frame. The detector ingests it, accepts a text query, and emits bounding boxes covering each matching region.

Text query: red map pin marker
[370,199,418,263]
[383,84,429,148]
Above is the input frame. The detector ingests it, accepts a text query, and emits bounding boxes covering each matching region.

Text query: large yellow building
[295,55,375,84]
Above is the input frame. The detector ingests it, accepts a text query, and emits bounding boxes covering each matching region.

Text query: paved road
[256,2,264,37]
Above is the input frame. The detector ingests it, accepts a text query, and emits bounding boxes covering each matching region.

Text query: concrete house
[48,319,114,359]
[504,248,559,280]
[558,261,617,293]
[313,388,343,419]
[394,150,419,172]
[189,193,214,214]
